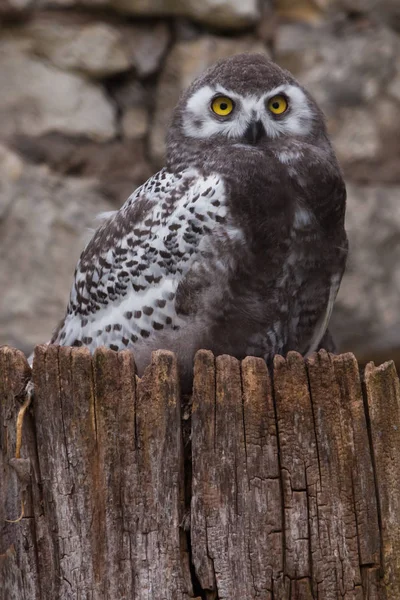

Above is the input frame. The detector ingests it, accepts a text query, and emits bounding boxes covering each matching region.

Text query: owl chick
[51,53,347,385]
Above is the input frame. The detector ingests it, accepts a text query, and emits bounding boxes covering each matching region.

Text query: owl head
[166,53,329,170]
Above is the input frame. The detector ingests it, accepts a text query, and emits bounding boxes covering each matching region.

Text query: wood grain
[191,352,283,599]
[364,360,400,600]
[0,346,38,600]
[1,345,399,599]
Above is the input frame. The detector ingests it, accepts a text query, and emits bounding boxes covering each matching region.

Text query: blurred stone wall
[0,0,399,364]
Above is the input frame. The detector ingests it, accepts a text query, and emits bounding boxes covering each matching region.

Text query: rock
[335,0,378,12]
[0,0,35,18]
[274,0,328,24]
[37,0,259,29]
[256,0,278,45]
[275,22,397,108]
[275,22,400,184]
[109,78,148,111]
[121,22,170,77]
[11,134,152,205]
[0,145,24,186]
[275,0,400,30]
[331,183,400,365]
[149,35,270,166]
[108,78,151,139]
[167,0,259,29]
[375,0,400,31]
[173,18,204,42]
[19,15,169,78]
[121,107,149,139]
[0,148,114,355]
[22,14,132,77]
[0,39,116,141]
[0,145,25,220]
[331,108,380,163]
[338,0,400,31]
[388,61,400,102]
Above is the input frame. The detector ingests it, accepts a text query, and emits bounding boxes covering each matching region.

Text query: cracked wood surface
[1,346,399,599]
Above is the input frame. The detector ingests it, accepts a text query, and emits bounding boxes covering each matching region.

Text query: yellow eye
[268,95,288,115]
[211,96,234,116]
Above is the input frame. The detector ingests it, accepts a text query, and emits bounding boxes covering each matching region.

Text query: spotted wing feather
[52,168,228,351]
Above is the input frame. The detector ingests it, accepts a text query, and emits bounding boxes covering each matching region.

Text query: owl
[51,53,347,386]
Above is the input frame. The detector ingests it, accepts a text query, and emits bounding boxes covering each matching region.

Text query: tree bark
[1,345,399,599]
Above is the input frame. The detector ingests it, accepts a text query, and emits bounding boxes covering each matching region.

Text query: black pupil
[272,101,280,109]
[220,102,228,110]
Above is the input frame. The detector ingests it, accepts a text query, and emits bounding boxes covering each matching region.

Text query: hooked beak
[243,120,266,145]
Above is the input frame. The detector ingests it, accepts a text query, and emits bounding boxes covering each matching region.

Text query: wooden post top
[1,345,399,599]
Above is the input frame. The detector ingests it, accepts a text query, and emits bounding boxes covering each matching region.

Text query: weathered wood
[0,346,39,600]
[1,345,189,600]
[1,345,400,599]
[364,360,400,599]
[191,352,283,599]
[306,351,367,598]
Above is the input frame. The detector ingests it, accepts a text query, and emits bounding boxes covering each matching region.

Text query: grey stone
[108,78,151,139]
[0,39,116,140]
[11,134,152,204]
[275,22,400,183]
[275,23,398,109]
[22,15,132,77]
[0,0,35,17]
[338,0,400,30]
[122,107,149,138]
[121,22,170,77]
[275,0,400,30]
[20,16,170,78]
[150,35,270,166]
[388,62,400,102]
[109,78,148,111]
[375,0,400,31]
[37,0,259,29]
[331,183,400,364]
[274,0,331,23]
[0,146,114,355]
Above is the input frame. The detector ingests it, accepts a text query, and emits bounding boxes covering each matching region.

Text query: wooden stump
[1,345,399,599]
